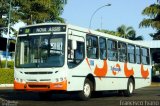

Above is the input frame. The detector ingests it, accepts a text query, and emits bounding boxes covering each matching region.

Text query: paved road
[0,86,160,106]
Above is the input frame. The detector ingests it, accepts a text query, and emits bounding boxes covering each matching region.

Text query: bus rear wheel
[123,78,134,97]
[78,79,93,101]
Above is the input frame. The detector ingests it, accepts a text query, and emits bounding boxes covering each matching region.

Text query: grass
[0,68,14,84]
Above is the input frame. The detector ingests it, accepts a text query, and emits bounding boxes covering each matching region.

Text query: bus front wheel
[78,79,93,101]
[123,78,134,97]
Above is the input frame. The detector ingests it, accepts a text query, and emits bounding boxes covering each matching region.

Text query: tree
[139,1,160,39]
[0,0,10,27]
[0,0,67,26]
[128,35,143,40]
[97,25,143,40]
[14,0,67,24]
[0,0,67,37]
[116,25,136,39]
[96,29,117,36]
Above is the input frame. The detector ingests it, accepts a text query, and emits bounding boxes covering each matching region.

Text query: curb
[151,82,160,86]
[0,84,13,88]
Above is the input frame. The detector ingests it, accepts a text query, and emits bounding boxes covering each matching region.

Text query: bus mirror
[72,40,77,50]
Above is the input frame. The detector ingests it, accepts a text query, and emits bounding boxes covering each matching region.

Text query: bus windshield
[15,34,65,68]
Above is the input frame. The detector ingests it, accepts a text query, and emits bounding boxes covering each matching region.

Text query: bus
[14,23,151,100]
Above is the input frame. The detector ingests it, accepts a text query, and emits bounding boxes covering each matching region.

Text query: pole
[5,0,12,68]
[89,4,111,29]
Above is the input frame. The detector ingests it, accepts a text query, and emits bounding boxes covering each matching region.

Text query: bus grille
[24,72,53,75]
[28,84,50,88]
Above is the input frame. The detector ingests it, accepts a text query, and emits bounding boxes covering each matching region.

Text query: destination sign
[19,25,66,34]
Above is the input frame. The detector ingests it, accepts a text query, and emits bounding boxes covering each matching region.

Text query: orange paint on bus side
[14,80,67,91]
[94,60,108,78]
[86,58,91,70]
[124,63,134,77]
[141,64,149,79]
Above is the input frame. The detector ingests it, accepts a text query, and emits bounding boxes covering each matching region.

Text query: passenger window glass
[141,48,150,65]
[86,35,98,59]
[128,44,135,63]
[136,46,141,64]
[68,40,85,68]
[107,40,118,61]
[99,37,107,60]
[118,42,127,62]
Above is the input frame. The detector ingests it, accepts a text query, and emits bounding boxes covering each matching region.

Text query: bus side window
[68,40,73,59]
[86,35,98,59]
[141,47,150,65]
[118,42,127,62]
[68,40,85,68]
[75,42,84,60]
[99,37,107,60]
[128,44,135,63]
[107,40,118,61]
[136,46,141,64]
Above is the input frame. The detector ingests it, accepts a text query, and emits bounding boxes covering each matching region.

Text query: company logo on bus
[111,64,121,75]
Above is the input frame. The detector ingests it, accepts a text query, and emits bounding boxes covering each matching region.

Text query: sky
[61,0,157,40]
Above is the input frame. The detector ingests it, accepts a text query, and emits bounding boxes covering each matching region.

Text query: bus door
[67,31,85,68]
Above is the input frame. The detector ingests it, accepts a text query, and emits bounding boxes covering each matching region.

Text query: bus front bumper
[14,80,67,91]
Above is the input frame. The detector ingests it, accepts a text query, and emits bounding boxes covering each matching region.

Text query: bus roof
[20,23,150,48]
[133,40,160,48]
[67,24,150,48]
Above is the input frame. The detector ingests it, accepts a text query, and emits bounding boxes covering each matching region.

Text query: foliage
[0,68,14,84]
[0,60,14,69]
[116,25,136,39]
[140,1,160,39]
[140,4,160,30]
[97,29,118,36]
[152,64,160,75]
[13,0,67,24]
[128,34,143,40]
[0,0,67,38]
[0,0,67,26]
[97,25,143,40]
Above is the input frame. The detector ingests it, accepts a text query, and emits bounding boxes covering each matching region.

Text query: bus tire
[78,79,93,101]
[123,78,134,97]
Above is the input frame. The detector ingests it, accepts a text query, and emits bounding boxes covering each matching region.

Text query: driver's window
[68,40,85,68]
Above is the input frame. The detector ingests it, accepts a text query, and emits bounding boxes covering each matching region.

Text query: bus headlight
[55,77,66,82]
[15,78,19,82]
[55,78,59,82]
[15,78,25,83]
[20,79,26,83]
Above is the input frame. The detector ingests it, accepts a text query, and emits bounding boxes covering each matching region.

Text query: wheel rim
[129,82,133,94]
[84,83,91,97]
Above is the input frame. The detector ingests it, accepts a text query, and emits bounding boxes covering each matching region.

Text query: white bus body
[14,23,151,100]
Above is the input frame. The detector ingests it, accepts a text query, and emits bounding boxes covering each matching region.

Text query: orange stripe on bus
[94,60,108,79]
[14,80,67,91]
[141,64,149,79]
[86,58,91,70]
[124,63,134,77]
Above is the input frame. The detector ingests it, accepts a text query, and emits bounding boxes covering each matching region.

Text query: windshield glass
[15,34,65,68]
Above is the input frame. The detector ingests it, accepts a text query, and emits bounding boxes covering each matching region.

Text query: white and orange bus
[14,23,151,100]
